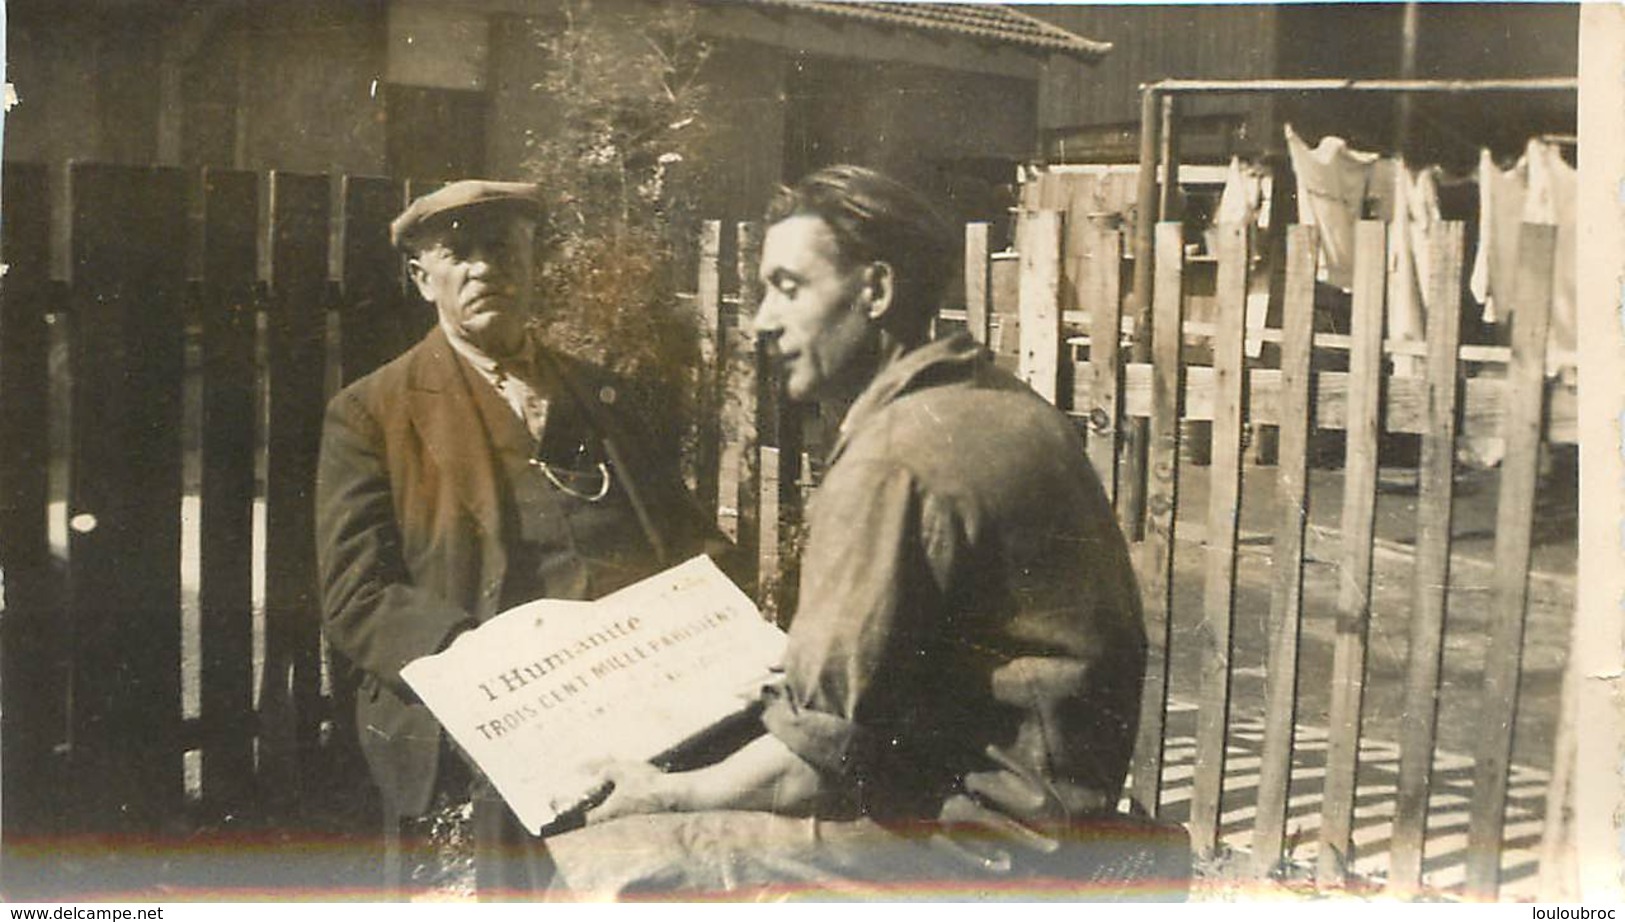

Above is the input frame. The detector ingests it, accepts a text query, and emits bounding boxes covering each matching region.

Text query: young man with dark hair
[542,166,1160,899]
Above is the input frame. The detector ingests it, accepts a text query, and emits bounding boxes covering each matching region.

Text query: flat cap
[390,180,544,251]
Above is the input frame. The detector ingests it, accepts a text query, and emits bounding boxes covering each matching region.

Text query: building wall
[485,12,561,182]
[1275,2,1577,170]
[1025,3,1576,171]
[782,56,1034,220]
[478,10,789,223]
[6,3,388,175]
[5,10,163,164]
[1025,4,1281,162]
[684,39,789,224]
[237,1,387,176]
[5,0,1046,222]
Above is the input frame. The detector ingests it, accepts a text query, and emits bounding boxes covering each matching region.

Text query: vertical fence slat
[1389,221,1467,894]
[1252,225,1319,875]
[1017,209,1063,405]
[732,222,763,595]
[260,172,331,813]
[1464,223,1557,899]
[1130,221,1185,817]
[964,222,992,347]
[1063,175,1096,320]
[340,175,410,384]
[694,221,723,524]
[197,169,261,813]
[770,405,803,626]
[1086,227,1124,504]
[0,163,64,842]
[1190,221,1248,856]
[1319,220,1390,883]
[1122,89,1163,544]
[46,166,75,819]
[68,164,189,828]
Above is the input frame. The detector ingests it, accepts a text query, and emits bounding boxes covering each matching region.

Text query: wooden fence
[0,162,1576,900]
[0,164,798,869]
[0,163,432,845]
[992,197,1574,900]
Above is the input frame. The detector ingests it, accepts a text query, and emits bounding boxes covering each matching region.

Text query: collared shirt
[442,321,551,444]
[760,333,1147,830]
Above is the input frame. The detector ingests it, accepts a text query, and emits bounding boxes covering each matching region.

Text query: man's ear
[861,261,896,321]
[407,257,435,304]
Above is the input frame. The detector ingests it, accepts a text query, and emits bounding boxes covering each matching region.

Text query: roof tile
[733,1,1111,58]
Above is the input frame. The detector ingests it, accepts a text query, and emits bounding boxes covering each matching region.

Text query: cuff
[760,686,875,780]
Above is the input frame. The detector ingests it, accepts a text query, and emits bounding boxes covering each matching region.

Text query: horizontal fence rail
[0,164,428,846]
[0,161,1576,903]
[0,167,797,872]
[991,184,1573,900]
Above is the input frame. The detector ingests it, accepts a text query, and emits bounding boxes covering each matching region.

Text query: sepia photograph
[0,0,1617,908]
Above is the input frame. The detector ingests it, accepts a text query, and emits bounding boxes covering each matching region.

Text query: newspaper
[400,555,785,834]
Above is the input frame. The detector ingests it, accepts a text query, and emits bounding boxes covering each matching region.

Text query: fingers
[579,760,671,825]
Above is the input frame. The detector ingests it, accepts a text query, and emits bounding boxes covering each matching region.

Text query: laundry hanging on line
[1468,138,1576,370]
[1211,156,1276,359]
[1384,159,1443,378]
[1283,124,1380,292]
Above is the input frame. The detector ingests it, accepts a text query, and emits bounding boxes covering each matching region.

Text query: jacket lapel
[406,327,503,542]
[547,351,670,564]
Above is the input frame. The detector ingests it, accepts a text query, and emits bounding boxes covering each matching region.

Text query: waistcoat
[458,355,658,610]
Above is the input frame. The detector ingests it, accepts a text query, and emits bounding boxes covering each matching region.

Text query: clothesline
[1141,77,1578,95]
[1129,76,1579,377]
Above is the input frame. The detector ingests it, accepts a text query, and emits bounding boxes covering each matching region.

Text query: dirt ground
[3,443,1576,903]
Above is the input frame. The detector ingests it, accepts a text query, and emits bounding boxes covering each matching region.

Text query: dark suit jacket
[315,326,726,817]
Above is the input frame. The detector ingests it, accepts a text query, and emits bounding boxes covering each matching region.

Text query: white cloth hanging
[1384,159,1442,377]
[1212,156,1273,358]
[1468,139,1576,371]
[1215,155,1263,227]
[1284,124,1379,291]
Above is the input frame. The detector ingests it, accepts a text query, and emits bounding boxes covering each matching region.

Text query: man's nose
[753,291,783,339]
[466,244,508,278]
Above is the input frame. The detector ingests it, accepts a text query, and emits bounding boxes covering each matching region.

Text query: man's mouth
[468,291,511,308]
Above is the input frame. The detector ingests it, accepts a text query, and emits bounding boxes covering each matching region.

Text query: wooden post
[1159,95,1183,223]
[197,169,260,815]
[1319,220,1390,885]
[1388,222,1466,895]
[1017,210,1063,405]
[67,164,189,830]
[1063,175,1096,322]
[1251,225,1318,876]
[1564,8,1625,902]
[1464,223,1556,899]
[1395,2,1421,154]
[0,163,65,843]
[733,222,764,596]
[339,175,410,384]
[694,221,724,523]
[1189,222,1248,857]
[1123,87,1163,542]
[259,172,331,815]
[1085,227,1124,503]
[1129,221,1184,817]
[964,223,993,347]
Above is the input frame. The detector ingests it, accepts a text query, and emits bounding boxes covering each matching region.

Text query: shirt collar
[441,319,538,383]
[832,332,985,457]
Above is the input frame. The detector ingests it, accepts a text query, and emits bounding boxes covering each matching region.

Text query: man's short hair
[766,165,957,334]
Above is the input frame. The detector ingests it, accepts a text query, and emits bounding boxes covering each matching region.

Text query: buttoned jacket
[316,326,724,817]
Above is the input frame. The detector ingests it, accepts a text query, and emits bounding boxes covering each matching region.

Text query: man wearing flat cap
[315,180,728,896]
